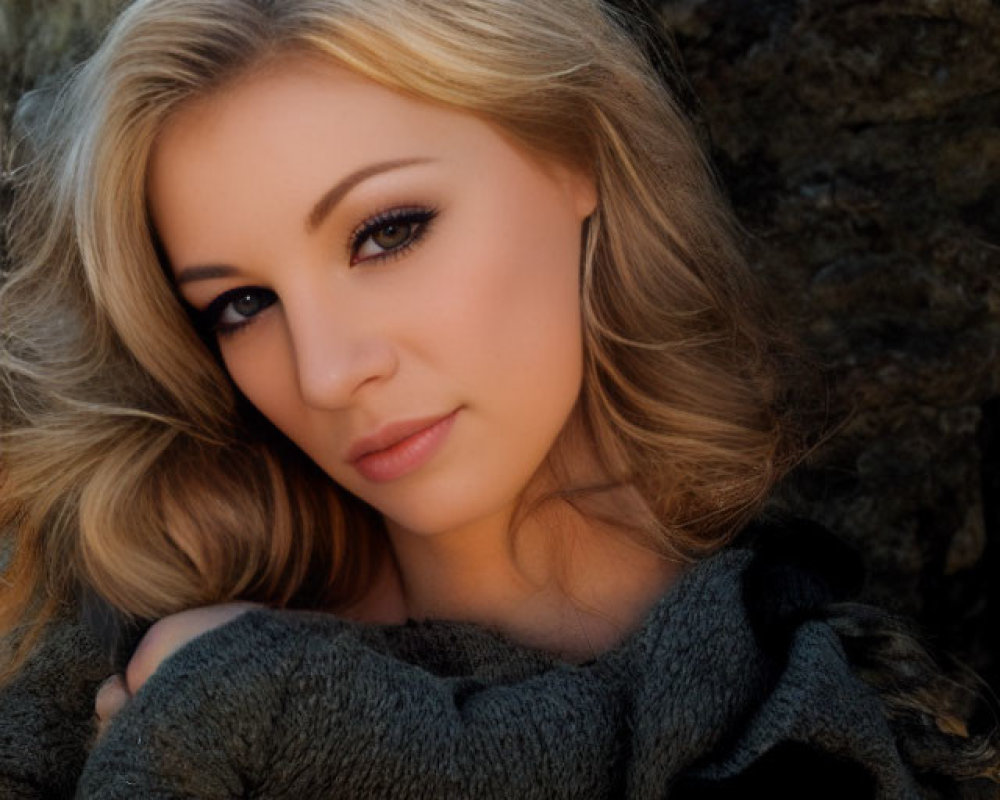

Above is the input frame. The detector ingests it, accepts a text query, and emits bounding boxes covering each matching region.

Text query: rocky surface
[1,1,998,687]
[659,0,1000,690]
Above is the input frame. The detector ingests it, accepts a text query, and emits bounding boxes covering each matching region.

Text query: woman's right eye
[196,287,278,337]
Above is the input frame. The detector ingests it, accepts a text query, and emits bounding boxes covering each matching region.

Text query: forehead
[146,57,488,257]
[144,54,582,273]
[149,55,463,183]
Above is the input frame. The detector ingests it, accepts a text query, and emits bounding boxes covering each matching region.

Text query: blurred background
[1,0,998,689]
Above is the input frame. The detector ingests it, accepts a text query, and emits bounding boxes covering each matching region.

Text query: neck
[382,485,683,661]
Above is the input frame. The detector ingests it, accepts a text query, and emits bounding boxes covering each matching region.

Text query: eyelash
[348,205,438,266]
[195,285,278,339]
[194,205,439,339]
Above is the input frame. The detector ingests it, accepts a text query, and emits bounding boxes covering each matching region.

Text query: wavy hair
[1,0,811,678]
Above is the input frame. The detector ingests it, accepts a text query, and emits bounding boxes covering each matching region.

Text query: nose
[284,292,398,410]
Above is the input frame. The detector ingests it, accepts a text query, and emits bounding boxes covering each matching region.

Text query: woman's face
[148,55,596,537]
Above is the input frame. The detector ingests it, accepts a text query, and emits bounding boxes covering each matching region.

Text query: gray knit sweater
[0,525,950,798]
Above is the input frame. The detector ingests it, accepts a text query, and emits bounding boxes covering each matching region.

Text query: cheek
[431,229,583,527]
[220,322,300,428]
[454,206,583,396]
[422,207,584,488]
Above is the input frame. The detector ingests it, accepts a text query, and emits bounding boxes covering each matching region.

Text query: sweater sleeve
[0,619,111,800]
[77,607,628,800]
[76,608,313,799]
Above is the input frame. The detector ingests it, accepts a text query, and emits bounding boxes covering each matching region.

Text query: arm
[78,606,604,800]
[78,608,396,799]
[79,608,307,799]
[93,603,258,738]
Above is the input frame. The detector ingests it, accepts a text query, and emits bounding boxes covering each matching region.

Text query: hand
[125,602,261,695]
[93,603,260,737]
[94,674,130,740]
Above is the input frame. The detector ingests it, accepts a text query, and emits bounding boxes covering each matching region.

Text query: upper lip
[346,410,457,462]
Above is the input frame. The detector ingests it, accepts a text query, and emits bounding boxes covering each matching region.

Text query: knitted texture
[73,547,922,798]
[0,620,107,798]
[1,529,932,798]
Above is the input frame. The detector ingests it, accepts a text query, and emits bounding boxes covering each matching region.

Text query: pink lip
[348,409,459,482]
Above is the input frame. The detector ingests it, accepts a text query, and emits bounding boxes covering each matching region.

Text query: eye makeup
[194,286,278,338]
[190,204,440,339]
[349,205,439,265]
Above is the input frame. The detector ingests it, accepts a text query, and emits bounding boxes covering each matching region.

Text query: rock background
[2,1,998,686]
[654,0,1000,693]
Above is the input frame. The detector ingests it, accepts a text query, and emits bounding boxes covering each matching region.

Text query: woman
[0,0,995,796]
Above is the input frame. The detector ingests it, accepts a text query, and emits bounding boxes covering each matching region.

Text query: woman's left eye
[350,207,438,265]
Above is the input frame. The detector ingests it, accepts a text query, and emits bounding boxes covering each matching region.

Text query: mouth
[348,408,460,483]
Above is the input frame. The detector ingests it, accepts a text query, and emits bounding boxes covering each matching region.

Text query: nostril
[294,337,399,410]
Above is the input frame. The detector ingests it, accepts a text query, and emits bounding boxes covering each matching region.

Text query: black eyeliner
[195,286,275,336]
[349,206,439,264]
[190,207,438,339]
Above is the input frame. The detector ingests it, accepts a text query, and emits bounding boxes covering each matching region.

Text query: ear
[554,162,598,221]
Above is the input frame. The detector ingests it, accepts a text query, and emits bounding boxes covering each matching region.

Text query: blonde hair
[1,0,809,678]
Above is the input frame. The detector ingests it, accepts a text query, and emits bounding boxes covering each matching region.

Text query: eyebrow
[174,156,434,286]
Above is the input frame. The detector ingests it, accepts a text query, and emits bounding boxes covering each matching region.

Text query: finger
[95,674,130,724]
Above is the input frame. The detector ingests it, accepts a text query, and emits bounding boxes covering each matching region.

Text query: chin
[368,472,531,540]
[377,500,495,540]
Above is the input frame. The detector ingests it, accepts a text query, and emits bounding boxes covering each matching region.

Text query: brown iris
[372,222,413,250]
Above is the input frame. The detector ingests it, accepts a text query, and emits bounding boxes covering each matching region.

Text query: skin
[97,54,681,726]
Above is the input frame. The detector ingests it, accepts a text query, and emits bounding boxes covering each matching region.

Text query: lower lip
[352,409,459,483]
